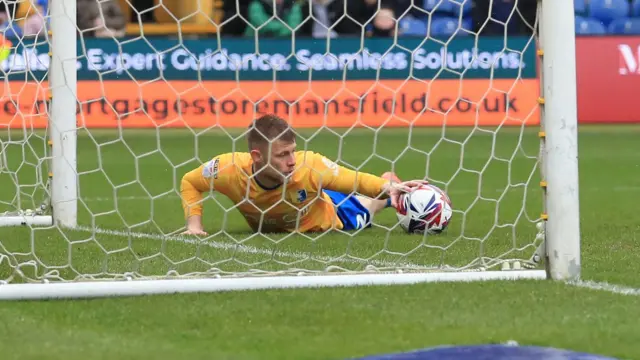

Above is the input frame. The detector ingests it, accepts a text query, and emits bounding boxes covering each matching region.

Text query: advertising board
[576,36,640,123]
[0,36,539,128]
[0,79,539,128]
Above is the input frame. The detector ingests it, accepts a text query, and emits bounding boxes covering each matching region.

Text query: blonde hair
[247,114,296,150]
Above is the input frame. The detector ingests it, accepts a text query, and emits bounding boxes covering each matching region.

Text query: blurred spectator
[245,0,303,37]
[372,6,395,37]
[0,1,21,39]
[77,0,126,38]
[22,0,48,36]
[370,0,427,37]
[383,0,427,19]
[129,0,155,23]
[310,0,338,38]
[2,1,16,17]
[302,0,376,38]
[220,0,251,36]
[473,0,536,35]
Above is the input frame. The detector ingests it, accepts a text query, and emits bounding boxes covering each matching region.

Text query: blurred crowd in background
[575,0,640,34]
[219,0,536,38]
[0,0,638,39]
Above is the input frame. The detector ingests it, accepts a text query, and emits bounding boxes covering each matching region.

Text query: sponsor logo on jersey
[355,213,369,230]
[202,158,219,178]
[321,156,339,176]
[297,189,307,202]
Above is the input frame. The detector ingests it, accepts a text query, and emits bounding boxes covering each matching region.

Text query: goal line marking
[565,280,640,297]
[74,225,426,270]
[81,186,640,203]
[63,226,640,296]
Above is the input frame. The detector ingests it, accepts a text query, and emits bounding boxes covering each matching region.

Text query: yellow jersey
[180,151,388,233]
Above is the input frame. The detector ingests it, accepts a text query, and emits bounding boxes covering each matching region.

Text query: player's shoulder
[202,152,251,178]
[213,152,252,164]
[295,150,320,163]
[295,151,339,174]
[295,151,333,164]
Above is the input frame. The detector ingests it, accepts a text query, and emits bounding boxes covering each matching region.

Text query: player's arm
[180,165,211,235]
[310,153,425,207]
[310,153,387,198]
[180,156,230,235]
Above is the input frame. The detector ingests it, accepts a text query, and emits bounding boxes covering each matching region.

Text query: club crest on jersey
[296,189,307,202]
[202,158,219,179]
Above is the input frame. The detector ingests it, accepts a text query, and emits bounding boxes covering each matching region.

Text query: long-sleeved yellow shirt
[180,151,388,233]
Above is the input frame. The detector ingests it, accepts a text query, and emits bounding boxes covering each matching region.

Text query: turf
[0,124,639,359]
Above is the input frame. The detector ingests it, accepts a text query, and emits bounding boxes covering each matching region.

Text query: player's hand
[182,228,208,236]
[383,180,429,208]
[182,215,208,236]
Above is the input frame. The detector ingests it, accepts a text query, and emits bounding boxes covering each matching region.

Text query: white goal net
[0,0,580,299]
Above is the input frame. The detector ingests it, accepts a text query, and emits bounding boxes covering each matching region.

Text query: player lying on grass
[180,114,426,235]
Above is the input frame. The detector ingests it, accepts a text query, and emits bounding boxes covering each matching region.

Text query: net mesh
[0,0,545,284]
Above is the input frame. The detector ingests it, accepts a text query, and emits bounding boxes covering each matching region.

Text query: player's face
[254,140,297,181]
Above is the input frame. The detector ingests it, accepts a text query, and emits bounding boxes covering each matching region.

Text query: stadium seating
[392,0,640,37]
[573,0,640,35]
[423,0,456,14]
[588,0,630,26]
[575,0,588,15]
[608,17,640,33]
[399,17,428,36]
[63,0,640,37]
[462,17,473,31]
[423,0,472,17]
[400,0,475,38]
[575,15,608,34]
[633,0,640,16]
[0,22,23,39]
[430,17,462,36]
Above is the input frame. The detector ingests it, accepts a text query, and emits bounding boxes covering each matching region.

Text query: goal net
[0,0,580,299]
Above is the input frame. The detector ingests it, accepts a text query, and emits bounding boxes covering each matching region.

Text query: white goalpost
[0,0,579,300]
[538,0,581,281]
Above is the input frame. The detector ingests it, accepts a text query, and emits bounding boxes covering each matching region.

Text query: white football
[396,184,453,234]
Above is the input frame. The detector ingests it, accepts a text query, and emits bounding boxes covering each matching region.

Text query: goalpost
[0,0,579,300]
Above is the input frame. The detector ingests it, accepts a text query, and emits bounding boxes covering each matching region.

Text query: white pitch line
[74,225,424,270]
[566,280,640,297]
[61,224,640,295]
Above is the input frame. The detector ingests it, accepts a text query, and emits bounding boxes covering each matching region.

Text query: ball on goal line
[396,184,453,235]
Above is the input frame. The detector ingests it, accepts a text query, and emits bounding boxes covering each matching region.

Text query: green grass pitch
[0,124,639,359]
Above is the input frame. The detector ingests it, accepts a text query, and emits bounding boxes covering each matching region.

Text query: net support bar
[540,0,581,281]
[49,0,78,228]
[0,216,53,227]
[0,270,547,300]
